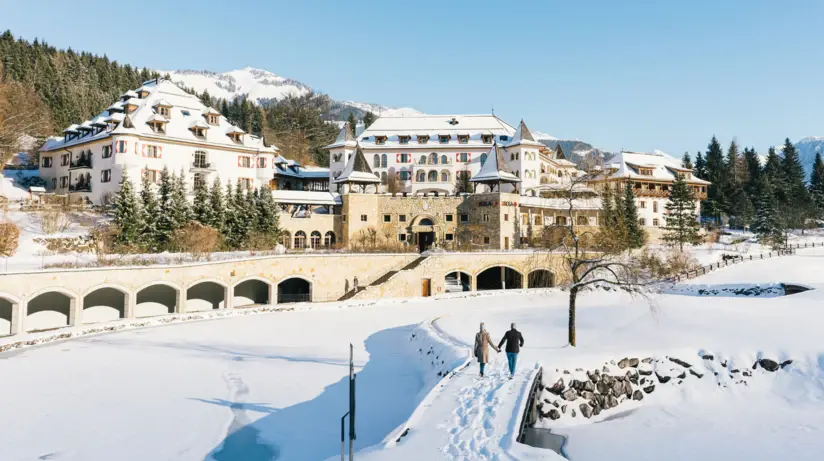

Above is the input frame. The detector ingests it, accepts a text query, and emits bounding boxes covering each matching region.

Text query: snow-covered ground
[2,247,824,460]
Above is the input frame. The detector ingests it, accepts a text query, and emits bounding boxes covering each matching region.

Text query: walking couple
[473,322,524,379]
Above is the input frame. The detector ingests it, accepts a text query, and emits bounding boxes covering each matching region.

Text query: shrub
[637,249,700,279]
[246,231,279,252]
[0,222,20,257]
[31,209,74,234]
[170,221,222,260]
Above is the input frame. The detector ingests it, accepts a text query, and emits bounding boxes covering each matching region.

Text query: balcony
[69,183,92,192]
[69,157,93,170]
[190,161,216,172]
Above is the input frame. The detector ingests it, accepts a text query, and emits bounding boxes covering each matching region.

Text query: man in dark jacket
[498,323,524,378]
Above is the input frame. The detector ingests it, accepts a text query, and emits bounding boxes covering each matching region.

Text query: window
[144,169,162,184]
[653,201,658,212]
[181,110,191,116]
[60,176,68,188]
[115,140,127,153]
[399,136,410,145]
[555,216,568,225]
[381,154,387,168]
[417,135,429,144]
[653,218,659,226]
[238,156,252,168]
[441,171,449,182]
[429,153,438,164]
[504,214,509,221]
[445,214,454,222]
[439,135,450,144]
[482,134,493,144]
[101,169,112,183]
[399,234,407,242]
[102,145,112,158]
[42,157,53,168]
[577,216,588,225]
[417,170,426,182]
[639,200,646,209]
[399,170,411,181]
[373,154,380,168]
[483,236,490,245]
[522,214,529,225]
[500,135,509,142]
[342,215,346,222]
[399,153,410,163]
[375,136,387,145]
[639,168,653,176]
[257,157,267,168]
[239,178,252,190]
[192,127,206,138]
[150,121,166,134]
[206,114,219,125]
[360,214,367,222]
[445,233,454,241]
[459,152,469,163]
[534,215,541,225]
[419,155,427,165]
[294,231,306,249]
[480,153,487,166]
[61,154,70,166]
[310,231,322,249]
[428,170,438,182]
[51,178,56,189]
[639,218,646,226]
[146,145,161,158]
[193,151,208,168]
[324,231,335,248]
[399,214,407,222]
[383,214,391,223]
[483,214,489,222]
[193,173,206,189]
[460,214,468,223]
[458,135,469,144]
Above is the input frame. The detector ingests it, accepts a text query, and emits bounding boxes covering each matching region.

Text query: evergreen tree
[763,146,783,181]
[704,136,727,223]
[112,175,143,246]
[155,166,176,246]
[363,111,377,129]
[693,151,708,180]
[170,169,191,228]
[779,137,812,231]
[662,173,703,251]
[809,151,824,220]
[139,170,160,251]
[192,175,212,225]
[347,112,358,137]
[208,176,226,231]
[681,152,693,170]
[743,147,762,197]
[256,187,281,236]
[751,178,784,249]
[621,180,645,249]
[596,182,627,251]
[222,181,239,247]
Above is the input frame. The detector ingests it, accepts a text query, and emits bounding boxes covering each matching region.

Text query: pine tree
[170,169,191,228]
[256,187,280,236]
[596,182,627,252]
[112,175,143,246]
[693,151,708,180]
[222,181,239,248]
[780,137,812,231]
[347,112,358,137]
[139,170,160,251]
[192,175,212,225]
[704,136,727,223]
[363,111,377,129]
[743,147,762,197]
[208,176,226,231]
[621,180,645,249]
[154,166,177,246]
[662,173,702,251]
[752,178,784,249]
[681,152,693,170]
[809,151,824,220]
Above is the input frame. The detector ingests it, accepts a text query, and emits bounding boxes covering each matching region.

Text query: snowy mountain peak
[161,67,310,104]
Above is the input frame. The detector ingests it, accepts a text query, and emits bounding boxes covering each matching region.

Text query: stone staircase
[337,255,428,302]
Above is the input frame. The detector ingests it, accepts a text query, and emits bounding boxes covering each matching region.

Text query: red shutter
[467,153,472,163]
[157,146,163,159]
[238,156,243,167]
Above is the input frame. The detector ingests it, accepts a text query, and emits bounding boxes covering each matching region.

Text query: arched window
[577,216,589,225]
[480,153,488,166]
[417,170,426,182]
[280,231,291,249]
[310,231,321,249]
[381,172,388,184]
[428,170,438,182]
[441,154,448,165]
[381,154,387,168]
[373,154,380,168]
[374,171,380,178]
[294,231,306,249]
[419,155,427,165]
[324,231,336,248]
[429,153,438,165]
[441,170,450,182]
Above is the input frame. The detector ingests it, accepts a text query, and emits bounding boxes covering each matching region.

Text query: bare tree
[541,173,647,346]
[0,82,51,165]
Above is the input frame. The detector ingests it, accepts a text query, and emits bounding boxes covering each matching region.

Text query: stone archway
[278,277,312,303]
[476,266,523,291]
[445,271,472,292]
[136,283,179,317]
[233,278,272,308]
[186,280,227,311]
[83,286,128,324]
[26,290,76,331]
[528,269,554,288]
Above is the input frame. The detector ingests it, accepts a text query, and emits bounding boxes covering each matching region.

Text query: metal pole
[349,343,356,460]
[341,412,349,461]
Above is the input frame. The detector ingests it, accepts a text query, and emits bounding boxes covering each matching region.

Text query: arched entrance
[445,271,471,292]
[233,278,271,307]
[0,296,14,336]
[186,281,227,311]
[83,287,127,324]
[136,283,178,317]
[476,266,522,291]
[413,216,436,252]
[27,290,75,331]
[528,270,554,288]
[278,277,312,303]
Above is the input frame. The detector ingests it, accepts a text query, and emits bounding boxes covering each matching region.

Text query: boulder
[596,380,610,394]
[602,366,610,373]
[676,372,686,379]
[571,409,577,418]
[641,357,654,364]
[580,390,596,401]
[552,400,560,408]
[669,357,692,368]
[780,359,793,369]
[548,378,565,395]
[601,375,615,386]
[721,360,728,368]
[627,370,639,385]
[605,395,619,409]
[561,404,567,414]
[569,379,583,391]
[562,389,579,401]
[743,371,752,377]
[640,377,647,385]
[638,369,653,376]
[618,358,630,369]
[587,369,601,383]
[563,370,571,375]
[643,385,655,394]
[582,380,596,392]
[592,405,602,416]
[730,369,740,374]
[758,359,779,372]
[579,403,593,419]
[548,409,561,420]
[702,354,715,361]
[689,369,704,379]
[632,390,644,401]
[655,372,671,384]
[628,358,640,368]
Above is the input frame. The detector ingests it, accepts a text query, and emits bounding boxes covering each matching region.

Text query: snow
[3,244,824,460]
[340,100,424,118]
[1,169,37,200]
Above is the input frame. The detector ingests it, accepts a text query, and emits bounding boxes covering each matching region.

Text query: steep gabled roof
[504,119,544,148]
[471,142,521,184]
[326,122,358,149]
[333,144,381,184]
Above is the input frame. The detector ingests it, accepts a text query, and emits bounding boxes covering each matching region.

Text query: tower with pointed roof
[501,119,544,195]
[327,122,358,186]
[470,142,521,193]
[332,144,381,194]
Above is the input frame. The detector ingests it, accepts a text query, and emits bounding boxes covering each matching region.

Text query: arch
[280,231,291,249]
[380,171,388,185]
[233,276,272,308]
[310,231,322,249]
[324,231,336,248]
[476,265,523,291]
[26,288,77,332]
[277,276,312,303]
[528,269,555,288]
[381,153,387,168]
[577,215,589,225]
[294,230,307,249]
[373,154,380,168]
[429,152,438,165]
[440,170,450,183]
[83,285,128,324]
[440,154,449,165]
[419,218,434,226]
[445,271,472,292]
[0,293,20,336]
[186,279,228,312]
[428,170,438,182]
[419,154,427,165]
[416,170,426,182]
[136,282,180,317]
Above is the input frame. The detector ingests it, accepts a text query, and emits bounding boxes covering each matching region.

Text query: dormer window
[457,135,469,144]
[228,133,243,144]
[148,121,166,134]
[207,114,219,125]
[203,107,221,126]
[417,135,429,144]
[375,136,387,145]
[482,134,493,144]
[439,135,450,144]
[158,106,170,117]
[399,136,410,145]
[500,135,509,142]
[639,168,654,176]
[192,127,206,138]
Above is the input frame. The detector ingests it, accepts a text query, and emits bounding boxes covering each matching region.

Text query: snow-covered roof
[106,113,125,123]
[470,143,521,184]
[357,114,516,149]
[78,121,93,131]
[107,101,124,111]
[226,125,245,135]
[270,190,341,205]
[203,107,220,116]
[121,90,138,99]
[326,122,357,149]
[90,117,108,127]
[153,98,172,107]
[124,97,142,107]
[333,145,381,184]
[188,119,210,130]
[520,195,601,210]
[146,113,169,124]
[136,86,152,94]
[275,164,330,179]
[62,124,79,133]
[598,151,710,185]
[503,120,544,148]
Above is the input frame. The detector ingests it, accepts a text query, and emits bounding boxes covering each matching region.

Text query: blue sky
[2,0,823,157]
